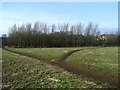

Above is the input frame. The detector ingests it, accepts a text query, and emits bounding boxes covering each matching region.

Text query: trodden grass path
[52,48,118,87]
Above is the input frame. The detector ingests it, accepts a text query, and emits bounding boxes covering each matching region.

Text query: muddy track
[4,48,118,87]
[58,49,83,61]
[53,61,118,87]
[53,48,118,87]
[53,49,118,87]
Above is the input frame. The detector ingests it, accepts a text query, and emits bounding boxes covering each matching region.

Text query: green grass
[2,50,111,88]
[66,47,118,77]
[0,48,1,90]
[0,47,1,59]
[7,48,79,61]
[6,47,118,77]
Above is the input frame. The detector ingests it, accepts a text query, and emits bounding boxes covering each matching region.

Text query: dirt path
[53,61,118,87]
[58,49,83,61]
[4,48,118,87]
[52,48,118,87]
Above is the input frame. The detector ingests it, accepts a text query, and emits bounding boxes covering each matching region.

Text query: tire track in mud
[4,48,118,87]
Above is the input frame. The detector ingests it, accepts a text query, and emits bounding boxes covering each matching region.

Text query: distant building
[98,34,109,40]
[1,34,8,48]
[2,34,7,38]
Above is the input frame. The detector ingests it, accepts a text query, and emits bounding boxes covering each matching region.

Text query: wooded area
[2,22,119,47]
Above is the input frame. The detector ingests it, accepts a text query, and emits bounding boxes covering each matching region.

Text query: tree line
[2,22,119,48]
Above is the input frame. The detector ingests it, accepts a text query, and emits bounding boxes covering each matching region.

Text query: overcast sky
[0,2,118,36]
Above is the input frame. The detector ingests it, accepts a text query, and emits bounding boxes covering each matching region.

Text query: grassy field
[0,48,2,89]
[6,47,118,77]
[7,48,79,61]
[66,47,118,77]
[0,48,2,59]
[2,50,111,88]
